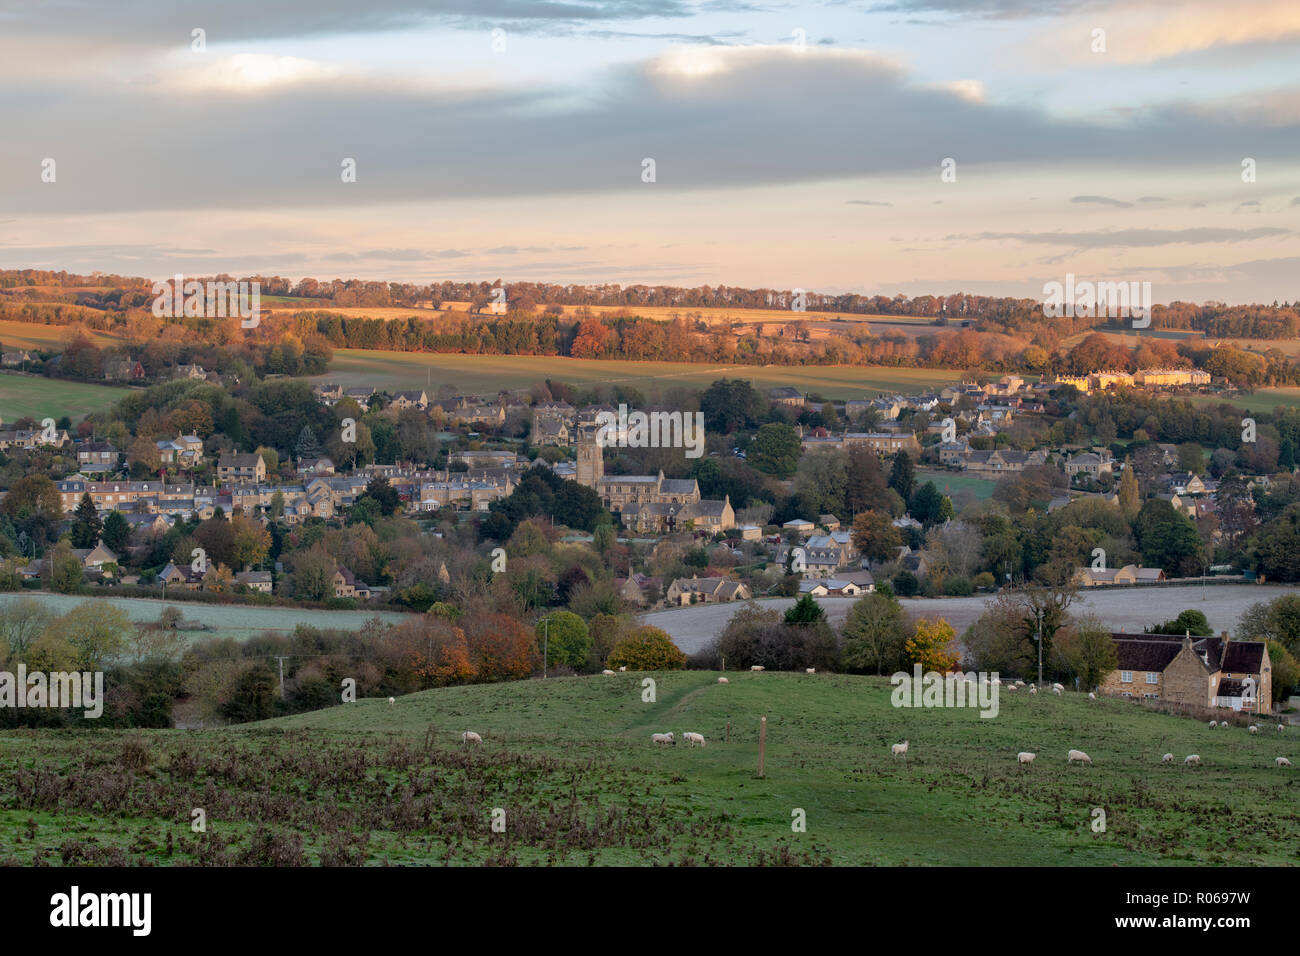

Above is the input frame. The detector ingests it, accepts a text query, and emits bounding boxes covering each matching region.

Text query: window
[1121,671,1133,683]
[1146,672,1159,684]
[1144,693,1159,699]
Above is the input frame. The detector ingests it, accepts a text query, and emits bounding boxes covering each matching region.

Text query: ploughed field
[1,672,1296,866]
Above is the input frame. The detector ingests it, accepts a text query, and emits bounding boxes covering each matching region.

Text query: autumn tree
[905,617,959,672]
[606,626,687,670]
[851,510,902,563]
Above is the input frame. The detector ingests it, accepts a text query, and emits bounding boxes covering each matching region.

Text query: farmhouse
[217,452,267,483]
[665,575,751,605]
[1101,632,1272,713]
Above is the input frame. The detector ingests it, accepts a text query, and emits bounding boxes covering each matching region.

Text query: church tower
[576,424,604,487]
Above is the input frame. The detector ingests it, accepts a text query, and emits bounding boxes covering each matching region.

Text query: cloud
[847,200,894,206]
[954,226,1291,247]
[1071,195,1134,208]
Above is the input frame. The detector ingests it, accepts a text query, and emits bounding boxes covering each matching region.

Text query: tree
[69,493,101,549]
[1267,641,1299,704]
[841,591,909,675]
[892,570,919,596]
[784,593,825,626]
[1147,609,1212,637]
[850,510,902,563]
[749,423,801,478]
[536,611,591,671]
[845,446,890,514]
[0,475,61,522]
[49,544,84,594]
[1134,498,1203,578]
[40,601,132,668]
[700,378,762,433]
[1051,614,1119,690]
[1117,464,1140,518]
[888,452,915,501]
[905,617,959,672]
[1254,504,1300,583]
[908,481,952,526]
[230,515,272,570]
[295,425,321,460]
[359,475,400,517]
[101,510,131,554]
[606,626,687,670]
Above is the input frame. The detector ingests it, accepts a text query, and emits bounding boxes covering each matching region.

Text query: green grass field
[916,469,997,501]
[318,350,959,400]
[0,374,132,422]
[1186,388,1300,415]
[3,672,1295,866]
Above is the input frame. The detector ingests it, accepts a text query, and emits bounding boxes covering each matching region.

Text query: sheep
[1013,680,1024,687]
[1208,720,1218,728]
[1276,757,1293,768]
[750,665,765,672]
[806,668,816,674]
[891,740,909,757]
[990,677,1001,685]
[1279,724,1286,734]
[1004,684,1017,692]
[1221,720,1229,728]
[602,669,616,676]
[1051,682,1064,693]
[1028,684,1037,695]
[717,676,729,684]
[462,731,483,745]
[1017,751,1035,765]
[683,732,706,747]
[1088,692,1096,700]
[618,666,627,672]
[651,732,675,746]
[1161,753,1174,764]
[1052,686,1062,696]
[1067,749,1092,765]
[1184,754,1201,766]
[387,697,395,706]
[1249,725,1259,734]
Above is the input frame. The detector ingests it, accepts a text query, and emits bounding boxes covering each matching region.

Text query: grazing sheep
[1017,751,1036,765]
[602,669,616,676]
[1184,754,1201,766]
[651,732,675,746]
[1013,680,1024,687]
[618,666,627,672]
[1249,725,1259,734]
[1277,757,1293,768]
[891,740,909,757]
[1052,682,1064,693]
[1279,725,1286,734]
[990,678,1001,685]
[1088,692,1096,700]
[717,676,729,684]
[1209,720,1218,728]
[806,668,816,674]
[1161,753,1173,763]
[1052,686,1062,696]
[462,731,483,745]
[683,732,706,747]
[1221,720,1229,728]
[387,697,395,706]
[1067,749,1092,765]
[1005,684,1017,692]
[750,665,765,672]
[1029,684,1037,695]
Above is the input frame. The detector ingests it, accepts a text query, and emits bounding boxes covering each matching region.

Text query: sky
[1,0,1299,304]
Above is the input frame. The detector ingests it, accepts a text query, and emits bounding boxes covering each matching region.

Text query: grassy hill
[2,672,1295,866]
[0,374,132,421]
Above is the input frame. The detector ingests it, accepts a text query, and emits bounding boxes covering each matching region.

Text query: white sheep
[990,677,1001,685]
[1208,720,1218,728]
[1161,753,1173,763]
[1184,754,1201,766]
[1052,686,1062,696]
[1279,725,1286,734]
[1067,749,1091,765]
[1017,751,1035,765]
[717,676,729,684]
[1221,720,1229,728]
[1277,757,1293,768]
[462,731,483,745]
[683,732,706,747]
[1051,682,1064,693]
[618,666,627,672]
[1249,725,1259,734]
[750,665,765,672]
[387,697,395,706]
[1029,684,1037,695]
[806,667,815,674]
[651,732,675,746]
[1013,680,1024,687]
[1005,684,1017,692]
[891,740,909,757]
[602,669,616,676]
[1088,692,1096,700]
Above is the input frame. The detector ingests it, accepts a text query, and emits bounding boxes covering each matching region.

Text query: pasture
[0,672,1295,866]
[1186,388,1300,415]
[0,374,132,422]
[915,469,996,502]
[318,349,959,400]
[0,318,119,351]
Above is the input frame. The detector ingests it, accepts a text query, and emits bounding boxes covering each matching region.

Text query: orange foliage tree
[905,617,960,673]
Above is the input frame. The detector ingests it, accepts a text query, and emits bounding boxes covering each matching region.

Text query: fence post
[757,715,767,778]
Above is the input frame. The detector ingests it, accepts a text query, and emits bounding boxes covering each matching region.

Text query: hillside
[2,672,1295,866]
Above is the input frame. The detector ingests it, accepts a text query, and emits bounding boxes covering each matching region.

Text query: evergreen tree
[295,425,321,460]
[889,452,915,502]
[69,493,101,549]
[101,510,131,554]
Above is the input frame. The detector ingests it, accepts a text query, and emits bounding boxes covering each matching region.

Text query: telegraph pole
[273,656,288,696]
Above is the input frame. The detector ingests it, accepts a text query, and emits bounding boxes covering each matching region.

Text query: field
[1186,388,1300,415]
[0,593,412,642]
[1,672,1296,866]
[317,349,959,400]
[915,469,996,502]
[0,319,120,351]
[0,374,131,422]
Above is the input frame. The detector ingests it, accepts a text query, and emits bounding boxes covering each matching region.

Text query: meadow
[0,374,132,422]
[1186,388,1300,415]
[1,672,1295,866]
[317,349,959,400]
[915,469,996,502]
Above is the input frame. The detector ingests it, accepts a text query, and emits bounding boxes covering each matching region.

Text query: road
[644,583,1300,655]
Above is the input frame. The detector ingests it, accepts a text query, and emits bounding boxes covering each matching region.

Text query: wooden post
[757,715,767,778]
[726,721,731,743]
